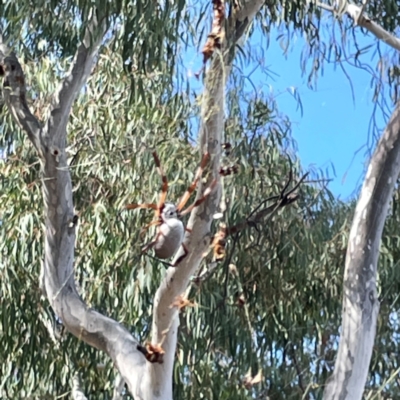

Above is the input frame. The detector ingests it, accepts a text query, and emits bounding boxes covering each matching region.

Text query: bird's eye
[169,211,174,216]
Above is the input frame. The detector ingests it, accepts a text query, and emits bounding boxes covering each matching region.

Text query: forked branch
[47,10,107,144]
[1,11,148,398]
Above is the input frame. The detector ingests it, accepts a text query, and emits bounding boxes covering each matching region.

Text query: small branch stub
[137,343,165,364]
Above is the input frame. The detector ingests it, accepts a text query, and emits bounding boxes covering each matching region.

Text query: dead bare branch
[214,170,309,258]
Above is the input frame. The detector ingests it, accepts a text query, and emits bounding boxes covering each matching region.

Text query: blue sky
[261,33,387,201]
[184,19,391,201]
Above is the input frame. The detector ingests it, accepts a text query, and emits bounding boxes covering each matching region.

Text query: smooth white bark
[346,4,400,51]
[0,12,146,398]
[313,2,400,399]
[323,103,400,399]
[1,2,265,398]
[316,1,400,51]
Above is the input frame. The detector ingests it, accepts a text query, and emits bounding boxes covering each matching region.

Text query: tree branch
[207,171,307,264]
[288,344,306,396]
[72,374,88,400]
[0,39,42,152]
[146,0,266,397]
[1,12,148,399]
[323,102,400,399]
[316,1,400,52]
[348,5,400,51]
[112,374,126,400]
[46,10,107,145]
[236,0,264,23]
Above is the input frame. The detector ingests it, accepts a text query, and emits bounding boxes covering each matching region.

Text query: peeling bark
[323,104,400,399]
[144,1,264,398]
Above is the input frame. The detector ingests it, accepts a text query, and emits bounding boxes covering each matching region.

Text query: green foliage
[0,43,347,398]
[1,0,188,104]
[1,1,400,399]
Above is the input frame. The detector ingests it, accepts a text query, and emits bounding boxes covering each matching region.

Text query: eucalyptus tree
[0,1,314,399]
[303,2,400,399]
[2,0,400,399]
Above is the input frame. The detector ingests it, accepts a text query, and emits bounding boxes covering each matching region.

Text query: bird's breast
[154,219,185,259]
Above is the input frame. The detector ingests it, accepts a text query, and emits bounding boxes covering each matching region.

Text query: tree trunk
[0,2,265,398]
[323,103,400,399]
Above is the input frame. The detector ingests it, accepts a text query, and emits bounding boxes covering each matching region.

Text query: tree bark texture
[1,15,147,398]
[313,2,400,399]
[0,1,265,399]
[323,103,400,399]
